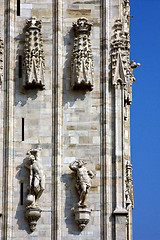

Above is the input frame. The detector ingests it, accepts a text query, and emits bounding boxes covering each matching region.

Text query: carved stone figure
[25,148,45,231]
[69,159,94,230]
[69,159,94,206]
[125,161,134,208]
[71,18,94,91]
[25,152,45,205]
[122,0,130,30]
[23,17,45,89]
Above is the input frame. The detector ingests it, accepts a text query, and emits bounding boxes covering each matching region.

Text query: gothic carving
[23,17,45,90]
[111,19,130,87]
[0,37,4,85]
[111,19,140,119]
[125,161,134,209]
[112,53,125,86]
[69,159,94,230]
[71,17,94,91]
[25,148,45,231]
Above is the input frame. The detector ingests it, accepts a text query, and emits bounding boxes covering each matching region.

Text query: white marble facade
[0,0,137,239]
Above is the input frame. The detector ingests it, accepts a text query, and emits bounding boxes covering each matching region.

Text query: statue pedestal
[26,207,41,232]
[74,206,91,230]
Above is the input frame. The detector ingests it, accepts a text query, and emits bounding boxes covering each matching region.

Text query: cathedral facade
[0,0,138,239]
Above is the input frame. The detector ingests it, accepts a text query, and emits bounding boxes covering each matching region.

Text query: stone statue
[25,153,45,206]
[25,148,45,231]
[69,160,94,206]
[69,159,95,230]
[125,161,134,208]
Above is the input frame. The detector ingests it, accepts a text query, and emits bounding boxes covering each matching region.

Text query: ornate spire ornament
[71,17,94,91]
[23,17,45,90]
[111,19,140,118]
[111,19,130,87]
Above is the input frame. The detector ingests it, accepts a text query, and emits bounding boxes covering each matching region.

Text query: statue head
[29,154,36,164]
[77,160,86,168]
[69,159,87,171]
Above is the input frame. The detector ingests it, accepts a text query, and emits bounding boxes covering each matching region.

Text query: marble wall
[0,0,135,239]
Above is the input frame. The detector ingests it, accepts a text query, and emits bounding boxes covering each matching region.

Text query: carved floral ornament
[23,17,45,90]
[71,17,94,91]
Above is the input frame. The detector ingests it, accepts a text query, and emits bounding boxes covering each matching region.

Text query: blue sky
[130,0,160,239]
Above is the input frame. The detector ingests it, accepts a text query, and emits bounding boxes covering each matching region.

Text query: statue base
[26,206,41,232]
[74,205,91,230]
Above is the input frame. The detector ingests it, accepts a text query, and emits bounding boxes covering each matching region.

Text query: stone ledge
[113,208,128,215]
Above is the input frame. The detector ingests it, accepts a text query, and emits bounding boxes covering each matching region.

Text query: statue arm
[69,162,77,171]
[30,165,33,188]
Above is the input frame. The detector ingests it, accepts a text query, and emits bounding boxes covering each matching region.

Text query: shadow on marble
[61,172,82,235]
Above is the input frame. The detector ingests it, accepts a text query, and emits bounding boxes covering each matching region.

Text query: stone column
[0,0,4,237]
[113,81,128,240]
[52,0,63,239]
[2,0,15,239]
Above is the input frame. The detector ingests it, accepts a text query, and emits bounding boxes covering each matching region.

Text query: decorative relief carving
[71,18,94,91]
[125,161,134,209]
[69,159,94,230]
[25,148,45,231]
[0,37,4,85]
[111,19,130,87]
[111,19,140,119]
[74,207,91,231]
[23,17,45,90]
